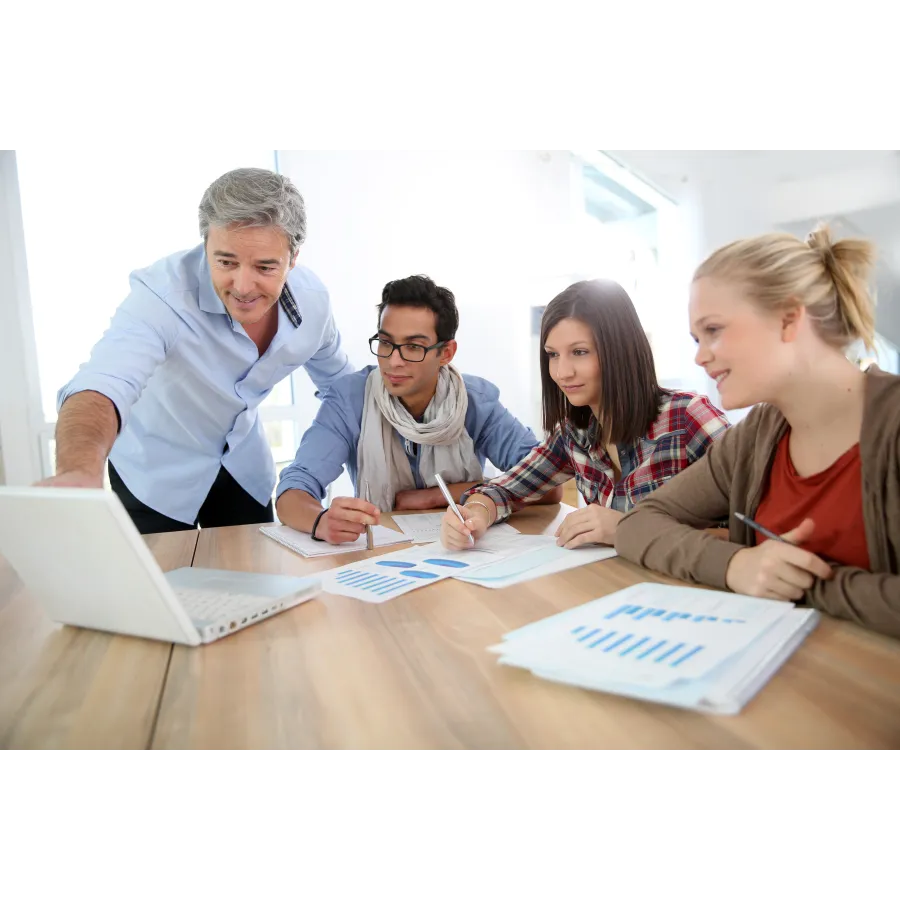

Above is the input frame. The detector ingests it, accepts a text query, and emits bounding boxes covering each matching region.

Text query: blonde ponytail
[694,223,878,351]
[805,225,877,350]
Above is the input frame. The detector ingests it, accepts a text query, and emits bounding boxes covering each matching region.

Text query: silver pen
[363,480,374,551]
[733,511,789,544]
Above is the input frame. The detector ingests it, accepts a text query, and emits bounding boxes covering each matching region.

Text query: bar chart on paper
[491,617,741,687]
[567,623,706,670]
[491,583,796,686]
[602,602,747,625]
[489,583,818,711]
[322,544,495,602]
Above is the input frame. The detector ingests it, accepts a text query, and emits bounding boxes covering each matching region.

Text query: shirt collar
[565,416,600,452]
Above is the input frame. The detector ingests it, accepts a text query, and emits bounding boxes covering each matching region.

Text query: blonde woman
[616,225,900,639]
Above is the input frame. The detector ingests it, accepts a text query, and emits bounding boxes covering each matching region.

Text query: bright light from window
[16,150,277,421]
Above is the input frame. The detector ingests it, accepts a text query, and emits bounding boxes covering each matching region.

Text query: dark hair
[540,279,662,445]
[377,275,459,343]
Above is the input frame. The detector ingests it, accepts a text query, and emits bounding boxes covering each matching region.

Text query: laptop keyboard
[174,587,277,624]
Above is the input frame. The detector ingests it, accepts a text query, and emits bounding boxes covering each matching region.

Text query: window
[572,151,673,343]
[14,149,308,478]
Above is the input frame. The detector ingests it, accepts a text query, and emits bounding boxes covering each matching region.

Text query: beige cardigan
[615,366,900,639]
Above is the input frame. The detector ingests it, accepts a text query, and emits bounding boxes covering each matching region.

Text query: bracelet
[311,509,328,541]
[465,499,495,526]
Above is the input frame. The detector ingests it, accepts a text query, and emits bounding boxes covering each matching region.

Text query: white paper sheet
[455,541,617,588]
[322,530,541,603]
[489,583,799,689]
[393,512,519,543]
[259,524,411,558]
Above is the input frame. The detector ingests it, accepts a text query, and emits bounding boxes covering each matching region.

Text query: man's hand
[555,504,623,549]
[317,497,380,544]
[34,470,103,489]
[394,487,443,511]
[726,518,833,601]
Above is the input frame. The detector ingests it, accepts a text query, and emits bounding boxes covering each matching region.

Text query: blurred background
[2,149,897,492]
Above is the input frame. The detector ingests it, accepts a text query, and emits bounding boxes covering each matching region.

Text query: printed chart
[322,544,497,603]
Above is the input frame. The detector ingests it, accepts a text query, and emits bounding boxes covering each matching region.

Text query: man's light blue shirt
[276,365,540,502]
[58,243,354,523]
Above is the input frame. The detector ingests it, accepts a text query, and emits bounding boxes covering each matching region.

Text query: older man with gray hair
[43,167,354,533]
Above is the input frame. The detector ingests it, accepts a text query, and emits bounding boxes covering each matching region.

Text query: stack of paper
[393,512,519,543]
[489,583,819,715]
[259,523,411,558]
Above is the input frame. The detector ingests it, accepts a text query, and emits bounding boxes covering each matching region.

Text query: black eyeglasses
[369,335,446,363]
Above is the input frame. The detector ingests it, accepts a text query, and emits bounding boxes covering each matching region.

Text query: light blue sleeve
[56,276,182,427]
[303,303,356,395]
[475,395,540,472]
[275,385,358,502]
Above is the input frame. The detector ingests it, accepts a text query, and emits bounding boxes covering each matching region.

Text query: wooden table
[3,504,900,749]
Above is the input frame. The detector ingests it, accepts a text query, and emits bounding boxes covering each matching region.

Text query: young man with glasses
[275,275,560,544]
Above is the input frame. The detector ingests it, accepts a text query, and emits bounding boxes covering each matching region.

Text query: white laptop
[0,486,320,645]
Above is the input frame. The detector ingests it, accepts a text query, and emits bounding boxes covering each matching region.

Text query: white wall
[278,150,585,437]
[0,152,44,485]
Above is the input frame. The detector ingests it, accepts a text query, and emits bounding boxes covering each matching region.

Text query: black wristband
[311,509,328,541]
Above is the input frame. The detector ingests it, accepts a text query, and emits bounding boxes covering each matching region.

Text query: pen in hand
[733,511,790,544]
[364,480,374,551]
[434,473,475,546]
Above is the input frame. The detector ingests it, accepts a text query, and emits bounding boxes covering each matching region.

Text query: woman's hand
[555,505,623,548]
[440,502,492,550]
[725,518,833,601]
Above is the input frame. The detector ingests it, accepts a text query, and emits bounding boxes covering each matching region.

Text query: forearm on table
[55,391,119,477]
[397,482,481,510]
[274,489,325,533]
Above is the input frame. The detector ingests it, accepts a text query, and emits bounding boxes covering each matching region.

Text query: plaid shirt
[464,391,730,521]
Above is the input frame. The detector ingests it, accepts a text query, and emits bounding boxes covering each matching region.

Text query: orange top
[753,430,870,570]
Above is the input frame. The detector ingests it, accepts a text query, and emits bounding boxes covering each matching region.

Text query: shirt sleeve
[473,396,540,472]
[805,569,900,639]
[275,385,357,502]
[684,394,732,463]
[303,302,356,396]
[615,417,751,587]
[463,427,575,522]
[56,275,182,428]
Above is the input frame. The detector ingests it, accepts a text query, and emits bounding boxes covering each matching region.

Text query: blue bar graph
[589,631,617,648]
[619,636,649,656]
[656,642,686,663]
[334,569,410,597]
[637,639,667,660]
[603,633,634,652]
[671,645,704,667]
[603,603,747,624]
